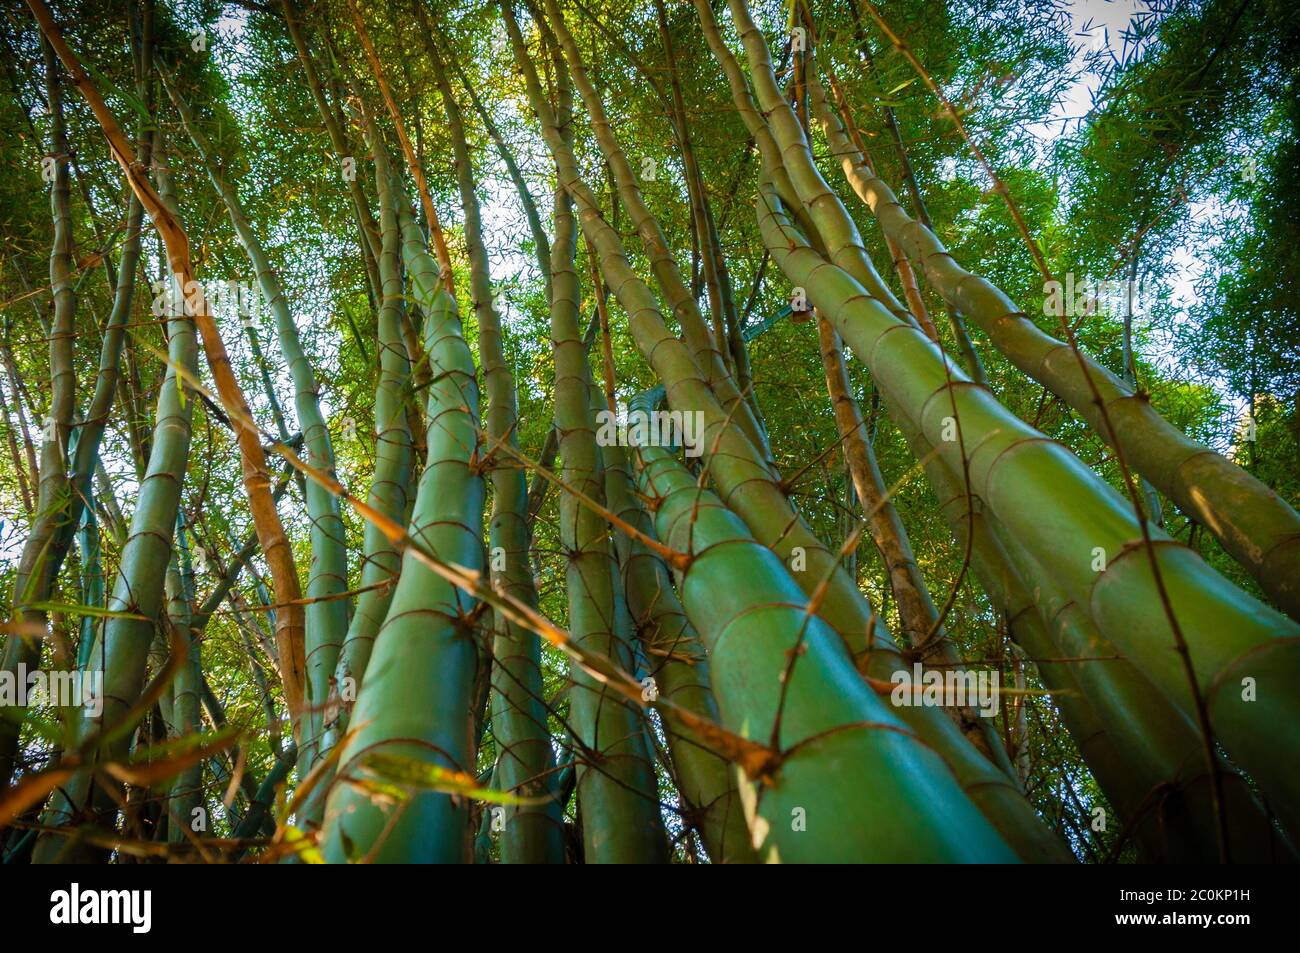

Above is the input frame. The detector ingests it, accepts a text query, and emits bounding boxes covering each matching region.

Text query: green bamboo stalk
[29,0,310,728]
[814,50,939,343]
[815,314,1011,773]
[503,0,879,667]
[281,2,384,281]
[651,0,760,425]
[649,0,726,358]
[757,174,1300,841]
[635,441,1016,862]
[165,513,203,845]
[525,314,600,520]
[536,0,772,463]
[0,37,79,790]
[232,743,297,848]
[75,496,103,672]
[50,98,151,608]
[602,428,756,863]
[806,69,1300,619]
[726,0,918,330]
[32,144,200,864]
[0,374,34,517]
[426,37,566,863]
[690,0,904,333]
[422,9,553,307]
[326,114,413,724]
[896,406,1291,861]
[539,37,669,862]
[687,0,818,241]
[505,2,1065,861]
[162,72,349,767]
[1014,557,1292,861]
[320,192,486,864]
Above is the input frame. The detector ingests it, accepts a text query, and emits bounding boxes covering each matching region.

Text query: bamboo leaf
[282,826,324,864]
[356,752,548,805]
[27,600,148,621]
[101,728,240,788]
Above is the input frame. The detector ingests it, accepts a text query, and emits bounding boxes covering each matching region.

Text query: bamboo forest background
[0,0,1297,864]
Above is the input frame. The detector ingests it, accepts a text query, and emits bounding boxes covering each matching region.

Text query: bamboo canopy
[0,0,1296,865]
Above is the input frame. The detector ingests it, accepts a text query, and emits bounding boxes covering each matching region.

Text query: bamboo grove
[0,0,1296,864]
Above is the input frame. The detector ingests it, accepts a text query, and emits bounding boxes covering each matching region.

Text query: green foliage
[0,0,1294,863]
